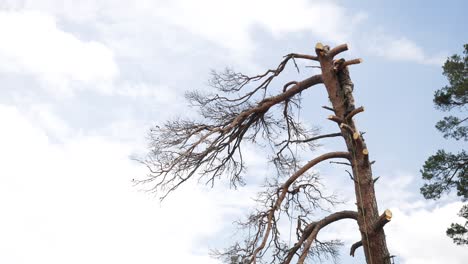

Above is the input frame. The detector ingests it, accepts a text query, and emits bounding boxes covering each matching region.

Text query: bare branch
[204,52,319,107]
[345,170,355,181]
[284,210,358,264]
[350,240,363,257]
[249,152,350,263]
[141,42,392,264]
[322,105,335,112]
[282,152,350,187]
[283,81,298,92]
[139,74,323,200]
[287,53,319,61]
[330,161,352,166]
[290,132,342,144]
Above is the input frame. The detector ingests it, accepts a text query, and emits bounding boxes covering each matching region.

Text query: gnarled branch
[283,210,358,264]
[249,151,350,263]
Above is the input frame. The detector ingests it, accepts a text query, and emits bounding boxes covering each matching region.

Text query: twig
[330,161,352,166]
[322,106,335,112]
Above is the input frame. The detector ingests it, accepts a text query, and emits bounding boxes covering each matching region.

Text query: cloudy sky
[0,0,467,263]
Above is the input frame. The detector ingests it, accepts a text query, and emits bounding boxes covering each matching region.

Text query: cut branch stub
[333,58,364,72]
[372,209,393,233]
[315,42,327,55]
[351,130,366,150]
[316,43,348,59]
[340,123,368,153]
[352,132,360,140]
[340,123,355,135]
[332,58,363,72]
[345,106,365,121]
[343,58,363,68]
[328,43,349,58]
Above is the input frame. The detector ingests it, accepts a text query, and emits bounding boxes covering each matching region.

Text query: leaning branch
[283,210,358,264]
[287,53,319,61]
[250,152,350,263]
[290,132,343,143]
[143,74,324,199]
[282,152,350,187]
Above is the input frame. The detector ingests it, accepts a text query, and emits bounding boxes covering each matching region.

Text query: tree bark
[316,43,391,264]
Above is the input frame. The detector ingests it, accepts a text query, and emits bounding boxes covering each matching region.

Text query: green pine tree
[421,44,467,245]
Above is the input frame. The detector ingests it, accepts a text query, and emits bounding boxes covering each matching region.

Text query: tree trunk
[316,44,391,264]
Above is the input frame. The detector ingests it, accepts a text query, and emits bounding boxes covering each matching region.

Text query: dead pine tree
[138,42,393,264]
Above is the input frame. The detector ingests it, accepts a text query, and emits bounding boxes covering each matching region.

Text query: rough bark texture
[316,44,391,264]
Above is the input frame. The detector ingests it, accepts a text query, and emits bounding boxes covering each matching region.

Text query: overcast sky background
[0,0,467,263]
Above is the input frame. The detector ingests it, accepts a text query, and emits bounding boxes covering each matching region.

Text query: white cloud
[387,202,468,264]
[2,0,443,68]
[154,0,365,55]
[323,201,468,264]
[114,82,177,102]
[367,34,445,65]
[0,104,260,264]
[0,10,118,96]
[316,172,468,263]
[0,1,460,263]
[371,172,468,263]
[2,0,366,59]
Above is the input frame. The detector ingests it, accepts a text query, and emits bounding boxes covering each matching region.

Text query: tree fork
[316,43,392,264]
